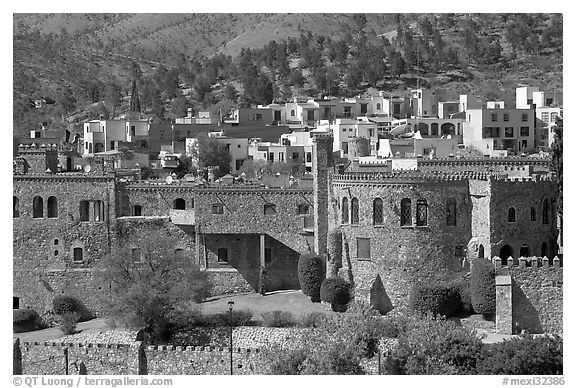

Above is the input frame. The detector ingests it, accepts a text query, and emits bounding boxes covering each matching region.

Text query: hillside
[13,13,562,137]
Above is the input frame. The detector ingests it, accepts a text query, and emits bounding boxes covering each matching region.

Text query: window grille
[416,199,428,226]
[508,207,516,223]
[400,198,411,226]
[351,198,359,225]
[341,197,349,224]
[373,198,383,225]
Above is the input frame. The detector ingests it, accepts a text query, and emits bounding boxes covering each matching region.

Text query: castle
[13,132,562,334]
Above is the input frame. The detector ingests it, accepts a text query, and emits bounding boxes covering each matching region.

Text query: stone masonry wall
[13,175,116,315]
[495,259,563,334]
[332,179,471,308]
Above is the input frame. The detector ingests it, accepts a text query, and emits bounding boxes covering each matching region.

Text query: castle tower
[312,133,333,255]
[16,143,59,174]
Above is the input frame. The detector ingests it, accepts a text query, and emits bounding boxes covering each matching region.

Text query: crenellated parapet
[491,255,562,269]
[333,170,506,184]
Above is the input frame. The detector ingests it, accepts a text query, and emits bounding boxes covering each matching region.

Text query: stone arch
[32,196,43,218]
[94,142,104,153]
[500,244,514,265]
[47,196,58,218]
[173,198,186,210]
[416,122,429,135]
[441,122,456,136]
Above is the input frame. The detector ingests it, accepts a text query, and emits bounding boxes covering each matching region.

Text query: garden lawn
[200,290,335,320]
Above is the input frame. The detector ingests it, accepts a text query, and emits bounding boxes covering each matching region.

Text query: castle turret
[312,133,333,255]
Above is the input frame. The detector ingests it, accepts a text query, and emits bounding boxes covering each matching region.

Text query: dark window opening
[54,250,59,256]
[508,207,516,223]
[540,242,548,258]
[455,246,465,257]
[478,244,485,259]
[13,196,19,218]
[13,297,19,310]
[500,245,514,265]
[416,199,428,226]
[520,245,531,257]
[446,199,457,226]
[298,204,310,215]
[94,201,104,222]
[54,239,59,245]
[173,198,186,210]
[373,198,383,225]
[400,198,412,226]
[33,196,43,218]
[217,248,228,263]
[73,247,84,262]
[341,197,349,224]
[351,198,359,225]
[80,201,90,221]
[357,238,371,260]
[133,204,142,216]
[531,207,536,222]
[542,199,549,224]
[212,203,224,214]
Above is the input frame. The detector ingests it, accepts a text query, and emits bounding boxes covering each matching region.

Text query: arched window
[33,196,43,218]
[297,203,310,215]
[13,196,19,218]
[73,247,84,263]
[416,199,428,226]
[94,201,104,221]
[499,245,514,265]
[264,203,276,215]
[508,207,516,223]
[341,197,349,224]
[542,199,549,224]
[133,204,142,216]
[173,198,186,210]
[531,206,536,222]
[400,198,412,226]
[520,245,530,257]
[217,248,228,263]
[373,198,383,225]
[80,201,90,221]
[47,196,58,218]
[376,103,381,110]
[351,197,359,225]
[540,242,548,258]
[446,199,457,226]
[212,203,224,214]
[478,244,485,259]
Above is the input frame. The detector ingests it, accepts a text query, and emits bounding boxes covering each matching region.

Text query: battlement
[146,345,260,353]
[492,175,557,183]
[311,132,334,141]
[333,170,506,183]
[419,156,550,166]
[23,341,138,349]
[491,256,562,269]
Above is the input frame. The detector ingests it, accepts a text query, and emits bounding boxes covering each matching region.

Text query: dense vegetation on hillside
[13,13,562,137]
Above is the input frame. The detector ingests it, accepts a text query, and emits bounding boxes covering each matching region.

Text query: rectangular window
[269,152,274,162]
[279,152,284,162]
[503,113,509,122]
[357,238,371,260]
[73,247,84,262]
[454,246,465,257]
[360,104,368,114]
[256,114,262,120]
[212,204,224,214]
[342,142,349,154]
[292,152,299,160]
[522,113,528,122]
[520,127,530,137]
[306,153,312,163]
[80,201,90,221]
[541,112,549,123]
[344,107,352,118]
[491,113,497,122]
[504,127,514,138]
[551,112,558,122]
[521,139,528,149]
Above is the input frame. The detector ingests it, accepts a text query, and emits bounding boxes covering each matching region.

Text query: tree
[95,228,211,342]
[129,79,141,113]
[57,87,76,114]
[104,83,122,115]
[170,95,189,118]
[190,132,232,177]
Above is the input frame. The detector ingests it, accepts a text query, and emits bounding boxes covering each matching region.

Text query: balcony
[170,209,195,225]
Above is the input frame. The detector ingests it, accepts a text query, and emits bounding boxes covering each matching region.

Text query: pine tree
[129,79,141,113]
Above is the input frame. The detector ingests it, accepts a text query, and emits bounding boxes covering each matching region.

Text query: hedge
[409,283,461,317]
[470,258,496,315]
[320,277,351,311]
[13,309,43,333]
[298,253,325,302]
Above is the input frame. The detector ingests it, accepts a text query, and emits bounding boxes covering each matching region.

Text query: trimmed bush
[58,312,80,335]
[299,312,327,328]
[204,309,256,327]
[52,295,85,315]
[327,227,342,276]
[409,283,461,317]
[477,335,563,375]
[470,258,496,315]
[261,310,297,327]
[320,277,351,312]
[297,253,325,302]
[13,309,44,333]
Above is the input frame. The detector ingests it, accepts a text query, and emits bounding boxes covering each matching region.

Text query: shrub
[453,278,474,314]
[261,310,297,327]
[386,313,483,375]
[52,295,90,320]
[13,309,44,333]
[470,258,496,315]
[409,283,461,317]
[299,312,328,328]
[58,312,80,335]
[477,336,563,375]
[204,309,256,327]
[327,227,342,276]
[320,277,351,312]
[297,253,325,302]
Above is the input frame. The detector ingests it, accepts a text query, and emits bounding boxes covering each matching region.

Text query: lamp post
[228,300,234,375]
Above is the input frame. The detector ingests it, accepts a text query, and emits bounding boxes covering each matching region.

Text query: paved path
[14,318,109,343]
